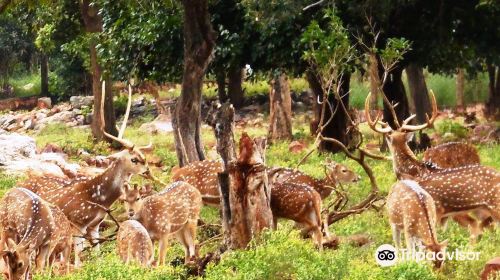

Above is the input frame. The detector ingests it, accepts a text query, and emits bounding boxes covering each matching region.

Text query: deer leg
[186,220,198,262]
[391,223,402,249]
[452,214,481,243]
[89,224,101,251]
[73,234,86,267]
[36,244,50,270]
[158,236,169,266]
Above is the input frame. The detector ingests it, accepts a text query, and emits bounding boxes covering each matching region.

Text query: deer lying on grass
[387,180,447,268]
[171,159,360,205]
[20,82,153,266]
[365,91,499,239]
[422,142,480,169]
[0,188,56,280]
[123,181,202,265]
[116,220,154,267]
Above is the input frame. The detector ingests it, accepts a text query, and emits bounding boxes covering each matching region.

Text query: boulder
[70,95,94,109]
[37,97,52,109]
[0,133,37,165]
[139,114,172,134]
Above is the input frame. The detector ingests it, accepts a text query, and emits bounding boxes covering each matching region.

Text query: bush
[435,120,469,140]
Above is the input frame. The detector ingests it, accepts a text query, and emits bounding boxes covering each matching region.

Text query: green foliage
[9,73,40,97]
[435,120,469,140]
[35,23,56,52]
[378,38,412,71]
[34,123,110,158]
[98,0,183,82]
[301,9,353,75]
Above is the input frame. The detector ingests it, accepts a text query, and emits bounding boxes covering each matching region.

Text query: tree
[172,0,216,166]
[80,0,117,140]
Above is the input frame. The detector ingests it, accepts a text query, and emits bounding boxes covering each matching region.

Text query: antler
[100,81,134,149]
[364,92,393,134]
[118,84,133,139]
[400,90,438,132]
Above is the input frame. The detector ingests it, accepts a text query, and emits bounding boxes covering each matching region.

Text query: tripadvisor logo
[375,244,480,267]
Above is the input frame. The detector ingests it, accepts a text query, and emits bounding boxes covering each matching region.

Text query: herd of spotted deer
[0,86,498,279]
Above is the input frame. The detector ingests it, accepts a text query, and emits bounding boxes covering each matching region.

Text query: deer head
[1,241,30,280]
[364,91,438,179]
[323,159,361,184]
[120,183,149,218]
[100,81,153,181]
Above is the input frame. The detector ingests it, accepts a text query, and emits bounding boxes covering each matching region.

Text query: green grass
[8,73,41,98]
[1,102,499,279]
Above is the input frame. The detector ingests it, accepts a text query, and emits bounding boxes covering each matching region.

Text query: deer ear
[405,132,415,142]
[6,239,16,250]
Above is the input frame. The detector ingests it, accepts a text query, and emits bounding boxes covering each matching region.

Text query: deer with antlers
[116,220,154,267]
[0,188,56,280]
[365,91,500,240]
[20,82,153,266]
[387,180,447,268]
[122,181,202,265]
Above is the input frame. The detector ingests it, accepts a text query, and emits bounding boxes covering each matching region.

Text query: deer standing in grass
[365,91,500,240]
[116,220,154,267]
[46,205,74,274]
[123,181,202,265]
[20,82,153,266]
[387,180,447,268]
[0,188,56,280]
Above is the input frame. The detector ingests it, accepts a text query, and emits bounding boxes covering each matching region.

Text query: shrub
[435,120,469,140]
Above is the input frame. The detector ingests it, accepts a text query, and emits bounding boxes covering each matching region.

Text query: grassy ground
[7,73,40,98]
[0,110,497,279]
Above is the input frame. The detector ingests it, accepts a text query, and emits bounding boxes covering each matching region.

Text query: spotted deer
[0,188,56,280]
[423,142,480,169]
[20,82,153,266]
[46,205,74,273]
[116,220,154,267]
[365,91,499,239]
[123,181,202,265]
[171,159,360,206]
[171,160,223,207]
[267,159,361,199]
[270,182,325,249]
[387,180,447,268]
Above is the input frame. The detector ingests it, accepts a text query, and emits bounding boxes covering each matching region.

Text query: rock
[84,113,93,125]
[0,133,37,164]
[289,140,307,153]
[70,95,94,109]
[35,112,47,120]
[40,143,64,154]
[481,257,500,280]
[139,114,172,134]
[51,111,75,123]
[37,97,52,109]
[75,115,85,125]
[48,106,61,116]
[131,105,146,116]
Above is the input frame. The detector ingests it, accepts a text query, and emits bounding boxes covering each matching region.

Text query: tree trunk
[81,1,118,141]
[369,53,379,105]
[89,41,118,140]
[306,70,351,153]
[268,72,292,141]
[173,0,216,167]
[216,68,227,103]
[227,66,244,108]
[381,66,411,129]
[486,64,500,119]
[406,63,431,123]
[456,68,465,113]
[40,53,49,98]
[211,103,273,250]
